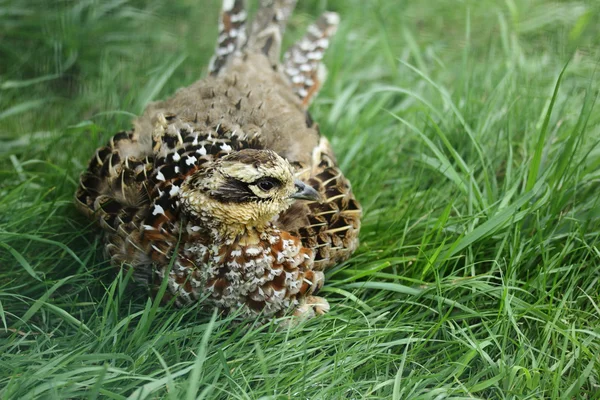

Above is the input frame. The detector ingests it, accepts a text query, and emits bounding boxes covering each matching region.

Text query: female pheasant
[76,0,361,320]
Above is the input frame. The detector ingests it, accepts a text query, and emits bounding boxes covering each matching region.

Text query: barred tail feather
[209,0,339,107]
[283,12,339,107]
[209,0,248,76]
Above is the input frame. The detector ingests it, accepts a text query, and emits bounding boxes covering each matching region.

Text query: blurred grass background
[1,0,599,398]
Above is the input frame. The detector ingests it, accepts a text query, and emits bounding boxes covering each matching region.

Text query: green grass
[1,0,600,398]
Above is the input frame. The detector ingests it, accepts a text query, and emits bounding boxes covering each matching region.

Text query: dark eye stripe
[210,177,282,203]
[210,178,256,203]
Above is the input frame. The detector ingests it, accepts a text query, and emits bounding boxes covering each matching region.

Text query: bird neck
[214,221,273,243]
[184,212,274,243]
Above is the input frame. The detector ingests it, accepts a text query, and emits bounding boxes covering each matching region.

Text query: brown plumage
[76,0,361,321]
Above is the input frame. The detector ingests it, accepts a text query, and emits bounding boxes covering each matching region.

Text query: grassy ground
[1,0,600,398]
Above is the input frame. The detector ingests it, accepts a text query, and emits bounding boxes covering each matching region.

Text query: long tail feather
[209,0,248,76]
[283,12,339,107]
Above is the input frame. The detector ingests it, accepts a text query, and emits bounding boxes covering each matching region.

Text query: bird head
[180,149,320,236]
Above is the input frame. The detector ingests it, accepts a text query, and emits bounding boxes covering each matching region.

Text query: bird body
[76,0,361,320]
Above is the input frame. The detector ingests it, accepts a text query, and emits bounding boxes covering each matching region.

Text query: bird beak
[291,179,321,201]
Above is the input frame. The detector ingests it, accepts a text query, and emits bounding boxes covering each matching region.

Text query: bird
[75,0,361,321]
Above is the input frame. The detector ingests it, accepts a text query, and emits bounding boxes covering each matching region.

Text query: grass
[1,0,600,398]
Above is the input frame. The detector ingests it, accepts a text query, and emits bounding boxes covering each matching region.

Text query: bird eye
[258,180,275,192]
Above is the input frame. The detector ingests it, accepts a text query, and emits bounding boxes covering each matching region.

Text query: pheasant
[76,0,361,320]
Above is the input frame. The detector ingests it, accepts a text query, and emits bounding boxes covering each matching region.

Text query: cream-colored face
[180,149,317,233]
[217,151,297,202]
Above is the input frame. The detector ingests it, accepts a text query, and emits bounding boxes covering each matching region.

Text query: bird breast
[178,227,315,316]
